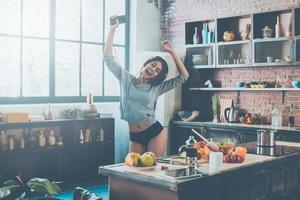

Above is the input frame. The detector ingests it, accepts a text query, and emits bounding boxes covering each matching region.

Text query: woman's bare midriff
[128,123,152,133]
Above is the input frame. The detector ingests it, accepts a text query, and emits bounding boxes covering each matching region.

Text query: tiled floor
[55,183,109,200]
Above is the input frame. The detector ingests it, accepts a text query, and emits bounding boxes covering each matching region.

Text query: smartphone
[110,15,126,25]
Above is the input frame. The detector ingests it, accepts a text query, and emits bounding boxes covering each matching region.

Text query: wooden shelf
[188,64,215,69]
[186,43,215,48]
[217,63,251,68]
[189,87,300,91]
[217,40,250,46]
[253,37,291,43]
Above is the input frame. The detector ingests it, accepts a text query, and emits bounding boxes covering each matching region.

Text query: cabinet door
[286,160,300,193]
[249,169,268,200]
[269,166,287,196]
[230,173,249,200]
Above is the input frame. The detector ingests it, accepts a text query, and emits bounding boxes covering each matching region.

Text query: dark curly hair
[142,56,168,86]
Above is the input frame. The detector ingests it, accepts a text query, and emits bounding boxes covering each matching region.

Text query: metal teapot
[179,136,198,169]
[224,100,240,123]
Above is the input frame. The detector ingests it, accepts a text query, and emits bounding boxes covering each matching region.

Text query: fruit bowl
[178,111,200,122]
[208,138,237,155]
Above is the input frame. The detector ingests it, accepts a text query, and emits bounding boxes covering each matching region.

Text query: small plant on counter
[212,95,220,123]
[61,107,82,119]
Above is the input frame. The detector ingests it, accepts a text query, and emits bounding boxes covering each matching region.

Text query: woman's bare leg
[129,141,146,155]
[147,128,167,157]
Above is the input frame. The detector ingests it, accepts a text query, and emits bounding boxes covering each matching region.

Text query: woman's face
[141,60,163,80]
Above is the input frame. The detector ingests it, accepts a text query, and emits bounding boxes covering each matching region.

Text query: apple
[235,146,247,158]
[144,152,157,163]
[125,152,141,167]
[236,155,245,163]
[223,155,231,163]
[140,153,155,167]
[230,152,238,163]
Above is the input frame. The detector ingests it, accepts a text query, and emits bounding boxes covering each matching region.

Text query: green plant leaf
[27,178,61,195]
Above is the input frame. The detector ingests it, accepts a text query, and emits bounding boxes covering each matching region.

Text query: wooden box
[2,112,29,123]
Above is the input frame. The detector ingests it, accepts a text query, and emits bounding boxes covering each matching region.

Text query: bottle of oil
[288,104,295,127]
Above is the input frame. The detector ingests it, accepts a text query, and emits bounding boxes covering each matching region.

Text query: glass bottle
[28,131,37,148]
[48,129,56,146]
[193,27,199,44]
[8,137,15,150]
[271,105,282,127]
[1,131,8,151]
[288,104,295,127]
[79,129,84,144]
[275,16,281,38]
[202,23,208,44]
[38,130,46,147]
[46,103,53,120]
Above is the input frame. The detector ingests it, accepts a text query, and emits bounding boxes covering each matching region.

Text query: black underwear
[129,121,163,146]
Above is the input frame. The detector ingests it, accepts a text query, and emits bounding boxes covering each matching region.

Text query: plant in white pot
[212,95,220,123]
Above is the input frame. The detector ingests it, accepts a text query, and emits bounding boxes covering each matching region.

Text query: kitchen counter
[99,142,300,200]
[173,121,300,133]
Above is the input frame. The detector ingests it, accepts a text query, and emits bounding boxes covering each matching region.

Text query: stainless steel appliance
[256,129,276,156]
[224,100,240,123]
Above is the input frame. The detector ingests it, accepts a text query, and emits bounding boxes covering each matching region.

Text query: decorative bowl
[208,138,237,155]
[178,111,200,122]
[292,81,300,88]
[223,31,235,42]
[236,82,245,88]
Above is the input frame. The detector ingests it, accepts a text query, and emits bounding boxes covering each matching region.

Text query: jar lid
[186,135,197,146]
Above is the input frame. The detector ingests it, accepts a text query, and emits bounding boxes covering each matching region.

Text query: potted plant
[212,95,220,123]
[0,176,61,200]
[61,107,82,119]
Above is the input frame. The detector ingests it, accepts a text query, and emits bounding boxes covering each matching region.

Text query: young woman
[104,21,189,157]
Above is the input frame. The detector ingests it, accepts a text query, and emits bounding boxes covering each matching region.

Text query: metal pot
[256,129,276,147]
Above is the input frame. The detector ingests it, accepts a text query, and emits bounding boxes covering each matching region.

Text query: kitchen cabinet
[0,118,114,183]
[216,15,252,68]
[185,19,216,69]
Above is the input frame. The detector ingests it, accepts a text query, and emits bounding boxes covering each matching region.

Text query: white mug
[209,152,223,170]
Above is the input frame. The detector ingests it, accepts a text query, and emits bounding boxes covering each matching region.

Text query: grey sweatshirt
[104,54,188,124]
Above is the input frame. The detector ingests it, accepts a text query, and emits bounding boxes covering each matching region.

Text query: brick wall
[161,0,300,126]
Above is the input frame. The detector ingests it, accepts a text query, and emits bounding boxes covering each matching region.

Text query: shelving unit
[189,87,300,91]
[252,10,293,66]
[0,118,115,183]
[189,87,298,104]
[217,40,251,67]
[184,8,300,69]
[183,7,300,122]
[185,19,216,68]
[216,15,252,68]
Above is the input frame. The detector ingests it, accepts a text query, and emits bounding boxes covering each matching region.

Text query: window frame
[0,0,129,104]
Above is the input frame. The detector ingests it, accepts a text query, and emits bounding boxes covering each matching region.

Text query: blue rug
[55,184,109,200]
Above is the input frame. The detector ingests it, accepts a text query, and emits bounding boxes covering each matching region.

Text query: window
[0,0,129,104]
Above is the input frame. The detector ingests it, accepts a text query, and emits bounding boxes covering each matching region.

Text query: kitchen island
[99,142,300,200]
